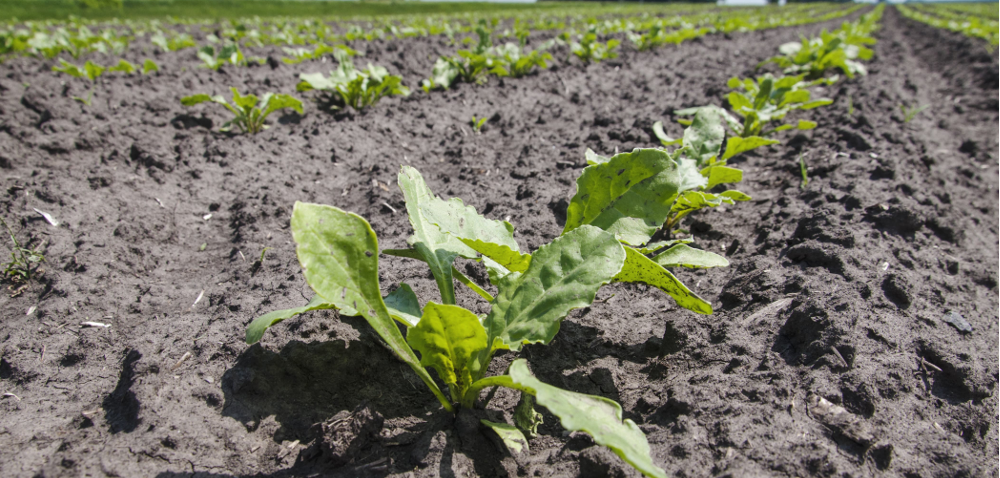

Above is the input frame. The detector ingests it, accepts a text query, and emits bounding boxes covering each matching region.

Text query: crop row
[237,5,886,478]
[897,3,999,51]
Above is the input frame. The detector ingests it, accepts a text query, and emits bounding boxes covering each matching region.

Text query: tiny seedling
[799,154,809,189]
[471,115,487,133]
[198,44,248,70]
[0,216,45,285]
[900,103,929,123]
[297,52,409,110]
[52,58,105,105]
[181,88,303,135]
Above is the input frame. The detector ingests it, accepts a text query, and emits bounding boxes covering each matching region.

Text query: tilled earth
[0,6,997,478]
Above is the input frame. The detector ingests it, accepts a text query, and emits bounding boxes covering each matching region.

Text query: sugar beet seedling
[180,88,303,135]
[246,167,668,478]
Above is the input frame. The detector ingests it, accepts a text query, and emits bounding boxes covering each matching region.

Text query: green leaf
[480,420,529,454]
[263,93,304,117]
[482,225,624,355]
[418,194,525,268]
[245,295,334,345]
[406,302,487,400]
[800,99,832,110]
[398,166,478,305]
[108,59,136,74]
[83,61,105,81]
[722,136,780,161]
[651,121,681,147]
[564,148,704,247]
[142,59,159,74]
[384,283,421,327]
[506,360,667,478]
[53,59,84,78]
[633,238,691,254]
[682,108,725,165]
[585,148,612,165]
[720,190,752,201]
[180,94,215,106]
[796,120,818,130]
[231,87,259,110]
[653,244,729,269]
[702,165,744,190]
[514,392,544,438]
[614,246,712,314]
[291,202,452,411]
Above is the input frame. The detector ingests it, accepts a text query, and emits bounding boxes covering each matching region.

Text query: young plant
[281,43,356,64]
[52,58,104,105]
[246,168,667,478]
[676,73,832,138]
[197,44,248,70]
[471,115,487,133]
[490,43,553,78]
[142,59,159,74]
[421,25,501,91]
[799,154,809,189]
[0,216,45,285]
[899,103,929,123]
[297,52,409,110]
[180,88,303,135]
[570,32,620,63]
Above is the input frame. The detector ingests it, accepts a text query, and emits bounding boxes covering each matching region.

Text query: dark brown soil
[0,6,997,478]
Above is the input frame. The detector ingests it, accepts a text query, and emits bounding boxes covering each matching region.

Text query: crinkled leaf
[653,244,729,269]
[507,360,667,478]
[407,302,487,399]
[482,225,625,355]
[398,166,478,304]
[682,108,725,165]
[614,246,712,314]
[722,136,780,161]
[481,420,529,454]
[564,148,705,247]
[384,283,421,327]
[290,202,450,408]
[246,295,334,344]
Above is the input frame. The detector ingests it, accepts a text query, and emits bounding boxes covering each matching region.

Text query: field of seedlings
[0,2,997,477]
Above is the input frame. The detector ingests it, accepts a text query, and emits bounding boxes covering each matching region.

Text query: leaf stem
[461,374,531,409]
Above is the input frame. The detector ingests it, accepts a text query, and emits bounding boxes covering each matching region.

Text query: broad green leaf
[614,247,712,314]
[564,148,704,247]
[796,120,818,130]
[180,94,214,106]
[53,59,84,78]
[263,93,304,117]
[291,202,452,410]
[459,238,532,274]
[108,59,136,74]
[297,72,336,92]
[507,359,667,478]
[481,420,529,453]
[682,108,725,165]
[419,195,525,270]
[727,91,753,112]
[722,136,780,161]
[384,283,421,327]
[83,61,105,81]
[245,295,334,345]
[702,165,743,190]
[654,244,729,269]
[231,87,258,110]
[720,190,752,201]
[482,225,624,355]
[398,166,478,305]
[406,302,487,400]
[142,59,159,74]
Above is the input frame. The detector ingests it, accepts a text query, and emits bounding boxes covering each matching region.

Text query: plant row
[897,3,998,52]
[238,6,886,478]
